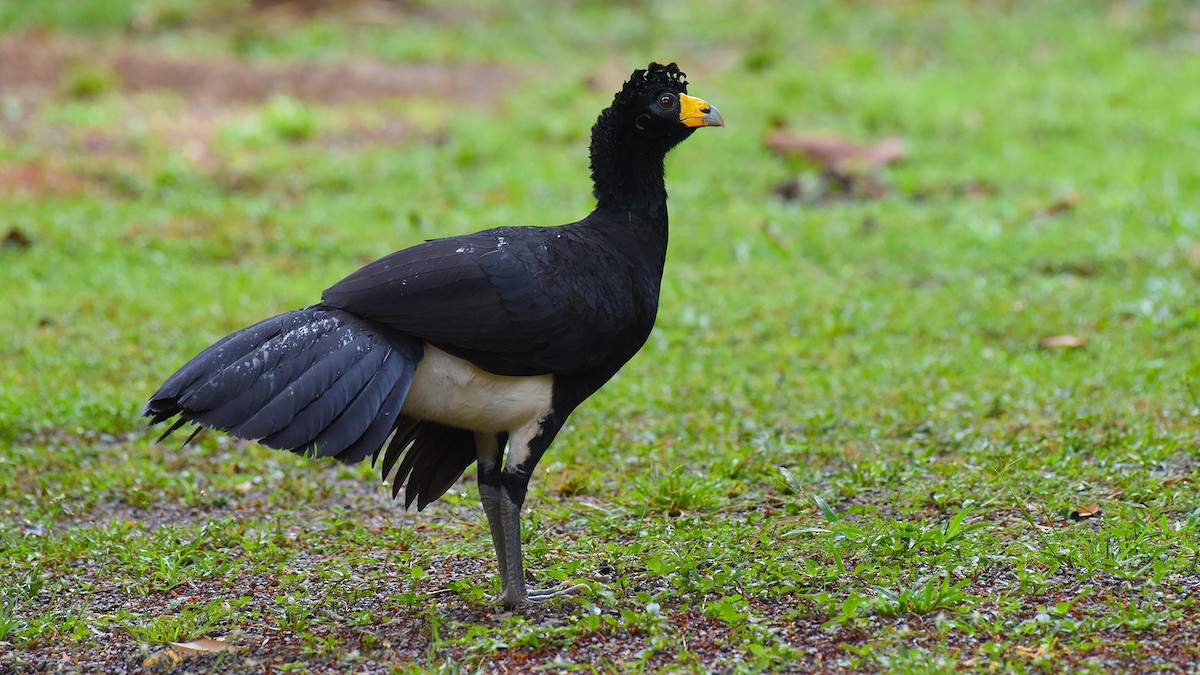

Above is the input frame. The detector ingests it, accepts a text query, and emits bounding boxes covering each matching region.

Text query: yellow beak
[679,94,724,128]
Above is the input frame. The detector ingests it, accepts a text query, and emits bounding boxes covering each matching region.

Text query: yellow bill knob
[679,94,724,128]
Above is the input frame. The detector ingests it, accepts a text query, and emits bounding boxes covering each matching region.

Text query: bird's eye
[658,95,675,109]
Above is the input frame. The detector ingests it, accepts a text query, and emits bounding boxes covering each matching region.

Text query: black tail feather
[183,425,203,445]
[414,436,477,509]
[332,354,416,464]
[377,416,422,489]
[379,419,476,510]
[155,417,189,444]
[151,310,314,419]
[147,306,479,509]
[209,323,367,436]
[145,307,423,464]
[304,349,412,462]
[251,337,382,448]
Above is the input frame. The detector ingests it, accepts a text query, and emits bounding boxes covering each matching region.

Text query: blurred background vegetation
[2,0,1199,671]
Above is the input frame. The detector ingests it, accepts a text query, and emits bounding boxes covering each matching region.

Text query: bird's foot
[497,581,591,607]
[527,581,591,603]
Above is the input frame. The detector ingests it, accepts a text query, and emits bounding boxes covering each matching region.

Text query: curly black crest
[611,62,689,109]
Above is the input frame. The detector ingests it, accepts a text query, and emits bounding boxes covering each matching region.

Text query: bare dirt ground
[0,34,514,107]
[0,31,517,198]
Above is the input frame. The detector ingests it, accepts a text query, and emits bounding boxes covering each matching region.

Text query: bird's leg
[496,479,531,605]
[495,476,589,604]
[482,472,578,605]
[478,481,510,598]
[483,419,588,607]
[476,434,513,600]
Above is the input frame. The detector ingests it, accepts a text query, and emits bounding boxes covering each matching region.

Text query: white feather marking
[403,345,553,434]
[502,418,542,467]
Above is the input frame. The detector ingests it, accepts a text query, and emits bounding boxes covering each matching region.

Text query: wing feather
[321,227,649,375]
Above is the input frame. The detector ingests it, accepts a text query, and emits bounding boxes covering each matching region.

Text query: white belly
[402,345,554,433]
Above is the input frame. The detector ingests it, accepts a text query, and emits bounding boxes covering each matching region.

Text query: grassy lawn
[2,0,1199,671]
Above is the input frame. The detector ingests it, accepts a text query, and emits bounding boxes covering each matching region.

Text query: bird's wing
[320,228,644,376]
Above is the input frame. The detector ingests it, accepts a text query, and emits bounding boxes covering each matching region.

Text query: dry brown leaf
[765,130,905,175]
[1033,189,1080,217]
[1187,243,1200,268]
[169,638,233,654]
[909,179,996,200]
[1038,335,1087,349]
[3,227,33,250]
[142,648,183,669]
[1069,503,1101,521]
[1162,475,1190,486]
[1015,644,1049,658]
[772,177,808,202]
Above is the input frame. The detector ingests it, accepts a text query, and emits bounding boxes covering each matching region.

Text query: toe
[526,581,591,602]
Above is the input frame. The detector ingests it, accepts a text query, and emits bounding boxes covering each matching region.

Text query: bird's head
[589,63,722,210]
[599,62,724,150]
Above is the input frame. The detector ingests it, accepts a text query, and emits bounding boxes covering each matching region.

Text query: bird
[144,62,723,607]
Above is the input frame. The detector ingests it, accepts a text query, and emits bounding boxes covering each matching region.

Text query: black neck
[589,123,671,221]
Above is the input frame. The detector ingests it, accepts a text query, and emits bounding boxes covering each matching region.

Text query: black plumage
[145,62,723,606]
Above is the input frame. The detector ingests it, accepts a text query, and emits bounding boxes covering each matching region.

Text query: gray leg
[475,434,513,600]
[479,426,588,607]
[478,481,510,597]
[497,485,588,604]
[498,485,530,605]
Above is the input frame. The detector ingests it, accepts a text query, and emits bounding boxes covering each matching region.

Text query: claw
[526,581,591,603]
[497,581,591,607]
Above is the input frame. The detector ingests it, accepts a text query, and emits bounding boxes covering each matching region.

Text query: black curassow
[145,63,723,606]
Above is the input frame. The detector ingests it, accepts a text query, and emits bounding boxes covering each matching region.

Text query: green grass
[3,0,1200,671]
